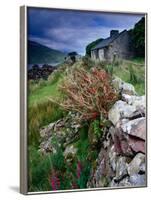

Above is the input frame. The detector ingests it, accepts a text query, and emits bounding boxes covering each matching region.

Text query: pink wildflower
[50,174,60,190]
[77,161,82,179]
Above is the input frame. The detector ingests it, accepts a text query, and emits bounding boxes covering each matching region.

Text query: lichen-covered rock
[112,76,123,91]
[109,145,117,171]
[39,112,82,154]
[121,117,146,140]
[40,122,55,138]
[115,157,128,180]
[122,94,145,106]
[40,137,59,154]
[89,142,146,188]
[110,174,146,187]
[113,119,145,155]
[129,174,146,186]
[129,136,145,154]
[87,148,115,188]
[112,126,132,156]
[110,176,131,187]
[112,76,136,95]
[120,82,136,95]
[122,94,146,116]
[108,100,136,125]
[128,109,145,120]
[127,153,145,176]
[63,145,77,162]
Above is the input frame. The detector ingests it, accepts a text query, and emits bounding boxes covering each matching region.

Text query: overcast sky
[28,8,144,55]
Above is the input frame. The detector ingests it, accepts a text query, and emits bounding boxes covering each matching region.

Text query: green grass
[28,146,52,191]
[28,142,66,192]
[28,75,63,106]
[28,82,59,105]
[112,60,145,95]
[129,57,145,64]
[88,57,145,95]
[28,101,65,146]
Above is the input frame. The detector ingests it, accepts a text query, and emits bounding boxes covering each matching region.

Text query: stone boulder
[39,112,82,154]
[112,117,146,155]
[121,82,136,95]
[108,100,136,125]
[121,117,146,140]
[122,94,145,111]
[112,76,136,95]
[127,153,145,176]
[129,174,146,186]
[28,64,56,80]
[63,145,77,163]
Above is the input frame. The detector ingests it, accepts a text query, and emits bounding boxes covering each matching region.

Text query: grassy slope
[29,80,60,105]
[28,70,64,106]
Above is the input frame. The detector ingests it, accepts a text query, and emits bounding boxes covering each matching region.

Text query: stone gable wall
[91,31,135,62]
[105,31,134,61]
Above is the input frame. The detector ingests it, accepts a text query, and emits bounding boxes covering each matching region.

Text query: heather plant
[50,67,117,120]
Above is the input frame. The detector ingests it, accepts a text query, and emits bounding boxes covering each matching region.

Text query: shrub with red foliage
[50,67,117,120]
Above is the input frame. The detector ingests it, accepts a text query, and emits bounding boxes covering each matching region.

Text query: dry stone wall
[87,77,146,188]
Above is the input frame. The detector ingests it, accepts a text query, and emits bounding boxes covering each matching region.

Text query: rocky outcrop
[112,76,136,95]
[87,78,146,188]
[28,64,56,80]
[39,112,81,154]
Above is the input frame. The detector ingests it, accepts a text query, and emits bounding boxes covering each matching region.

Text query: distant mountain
[28,40,66,64]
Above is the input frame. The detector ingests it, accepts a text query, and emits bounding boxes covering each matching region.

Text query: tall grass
[28,69,65,105]
[28,146,52,191]
[28,143,65,192]
[129,65,139,84]
[28,101,65,146]
[112,60,145,95]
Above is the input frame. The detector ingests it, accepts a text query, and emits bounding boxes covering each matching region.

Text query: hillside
[28,40,66,64]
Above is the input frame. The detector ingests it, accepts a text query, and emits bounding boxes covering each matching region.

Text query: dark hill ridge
[28,40,66,64]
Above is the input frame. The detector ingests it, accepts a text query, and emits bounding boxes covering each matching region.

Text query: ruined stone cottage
[91,30,134,62]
